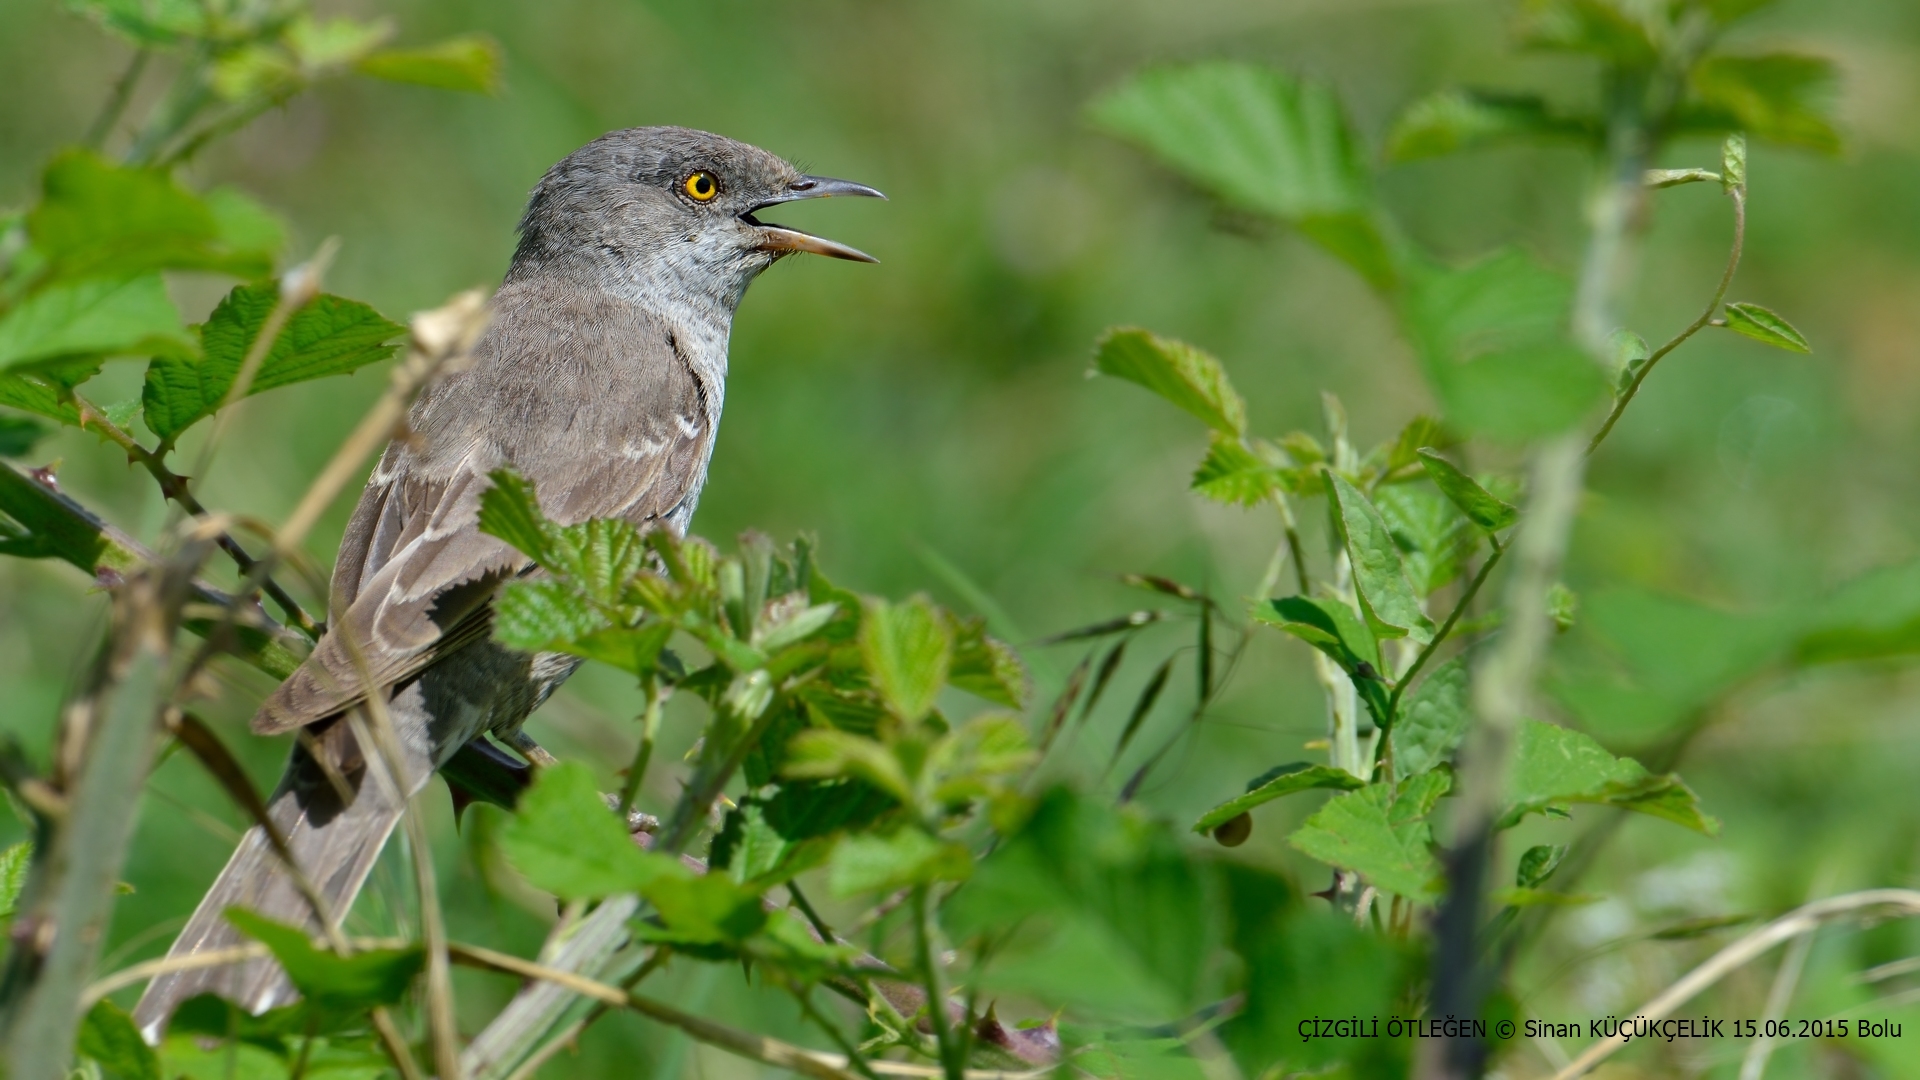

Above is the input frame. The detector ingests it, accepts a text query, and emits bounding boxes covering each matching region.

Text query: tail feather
[133,719,408,1041]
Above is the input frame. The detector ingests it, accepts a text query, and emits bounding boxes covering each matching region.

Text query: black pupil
[693,174,712,195]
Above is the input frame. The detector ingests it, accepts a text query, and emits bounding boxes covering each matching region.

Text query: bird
[132,127,883,1039]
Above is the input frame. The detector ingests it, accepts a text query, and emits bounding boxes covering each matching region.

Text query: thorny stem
[1587,186,1747,455]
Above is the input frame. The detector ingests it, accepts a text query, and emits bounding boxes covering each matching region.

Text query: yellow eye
[683,171,719,201]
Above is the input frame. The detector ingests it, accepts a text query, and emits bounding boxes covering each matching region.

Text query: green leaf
[0,373,83,425]
[1644,168,1722,189]
[477,466,555,563]
[0,274,191,372]
[1796,559,1920,664]
[0,840,32,917]
[1192,434,1284,505]
[498,761,668,898]
[1416,449,1518,531]
[783,729,914,805]
[78,1000,160,1080]
[142,282,403,443]
[948,616,1028,708]
[27,150,282,281]
[1088,61,1394,288]
[1375,483,1476,596]
[1385,89,1600,161]
[828,827,972,896]
[61,0,208,46]
[1327,472,1433,644]
[1551,589,1790,738]
[1501,719,1718,834]
[1689,53,1841,155]
[634,871,767,945]
[1516,0,1657,65]
[547,518,649,606]
[1253,595,1381,674]
[1288,777,1446,900]
[861,595,952,722]
[945,789,1215,1023]
[1721,132,1749,193]
[1402,251,1605,442]
[356,34,503,94]
[0,416,50,457]
[1516,843,1568,888]
[762,780,898,841]
[1092,328,1246,436]
[225,908,424,1008]
[1191,762,1366,834]
[493,578,612,653]
[1722,302,1811,353]
[1392,656,1471,776]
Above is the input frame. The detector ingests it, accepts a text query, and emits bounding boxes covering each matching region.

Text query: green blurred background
[5,0,1920,1075]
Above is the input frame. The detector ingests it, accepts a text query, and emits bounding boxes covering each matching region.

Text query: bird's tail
[133,717,410,1042]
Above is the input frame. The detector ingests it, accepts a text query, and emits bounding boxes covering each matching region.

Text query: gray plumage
[133,127,880,1039]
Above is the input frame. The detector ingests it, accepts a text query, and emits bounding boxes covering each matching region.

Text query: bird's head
[509,126,883,314]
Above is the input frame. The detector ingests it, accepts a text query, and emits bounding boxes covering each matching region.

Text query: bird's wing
[252,287,714,735]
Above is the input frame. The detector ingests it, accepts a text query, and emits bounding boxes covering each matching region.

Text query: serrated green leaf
[1722,302,1811,353]
[1721,132,1748,192]
[1501,719,1718,833]
[1192,433,1284,505]
[861,595,952,722]
[1327,472,1433,644]
[356,34,503,94]
[1089,61,1393,288]
[548,517,648,606]
[140,282,402,442]
[225,908,424,1008]
[948,616,1028,707]
[0,274,191,372]
[1392,656,1471,776]
[0,372,83,425]
[1191,762,1365,834]
[1416,449,1518,532]
[477,466,555,562]
[1375,483,1476,595]
[762,780,898,841]
[498,761,670,899]
[0,841,31,918]
[27,150,281,281]
[783,729,914,804]
[1689,53,1841,155]
[828,827,972,896]
[1093,328,1246,436]
[78,1000,160,1080]
[1385,89,1601,161]
[493,578,611,652]
[1289,780,1444,900]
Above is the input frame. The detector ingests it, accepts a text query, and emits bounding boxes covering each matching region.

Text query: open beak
[743,174,886,263]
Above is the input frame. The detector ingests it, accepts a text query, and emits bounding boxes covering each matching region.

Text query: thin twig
[1587,188,1747,455]
[83,48,149,149]
[447,944,863,1080]
[911,886,961,1080]
[1738,922,1814,1080]
[1553,890,1920,1080]
[1380,536,1505,742]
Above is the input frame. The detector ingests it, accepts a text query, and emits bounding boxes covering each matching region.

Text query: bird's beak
[743,175,886,263]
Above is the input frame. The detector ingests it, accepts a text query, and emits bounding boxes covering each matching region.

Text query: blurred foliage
[4,0,1920,1077]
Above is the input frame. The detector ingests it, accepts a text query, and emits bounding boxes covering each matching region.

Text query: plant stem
[1587,187,1747,455]
[911,886,963,1080]
[1377,537,1505,765]
[796,988,883,1080]
[617,676,664,817]
[84,48,149,150]
[74,394,322,639]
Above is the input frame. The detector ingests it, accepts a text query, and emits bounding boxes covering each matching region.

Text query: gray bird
[133,127,882,1038]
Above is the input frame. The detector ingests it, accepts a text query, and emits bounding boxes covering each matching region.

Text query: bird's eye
[683,171,719,202]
